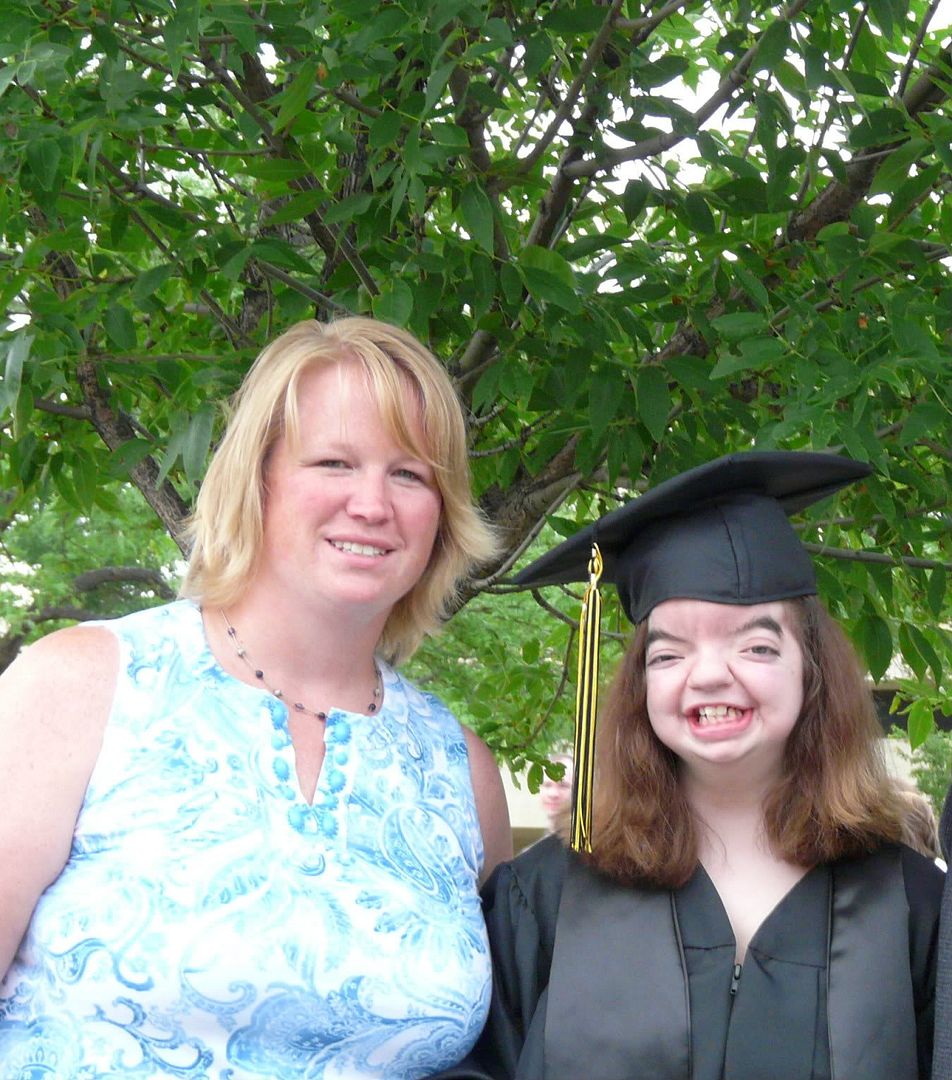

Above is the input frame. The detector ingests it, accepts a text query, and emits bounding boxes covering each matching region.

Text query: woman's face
[255,361,443,626]
[643,598,805,786]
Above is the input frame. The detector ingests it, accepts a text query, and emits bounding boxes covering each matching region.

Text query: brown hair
[181,318,496,663]
[584,596,906,888]
[894,780,941,860]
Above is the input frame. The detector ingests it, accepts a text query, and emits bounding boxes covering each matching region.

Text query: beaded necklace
[220,609,381,721]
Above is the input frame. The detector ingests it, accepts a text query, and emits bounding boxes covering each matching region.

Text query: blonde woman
[0,318,511,1078]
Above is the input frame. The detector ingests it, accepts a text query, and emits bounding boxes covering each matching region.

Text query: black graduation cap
[513,450,872,625]
[513,450,871,853]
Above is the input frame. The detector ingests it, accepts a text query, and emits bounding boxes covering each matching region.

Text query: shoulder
[1,623,120,769]
[5,622,119,698]
[485,834,569,920]
[898,842,945,916]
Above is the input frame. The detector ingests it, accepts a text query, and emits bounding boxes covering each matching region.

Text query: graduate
[471,450,943,1080]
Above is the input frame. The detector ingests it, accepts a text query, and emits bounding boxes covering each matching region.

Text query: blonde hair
[181,318,496,663]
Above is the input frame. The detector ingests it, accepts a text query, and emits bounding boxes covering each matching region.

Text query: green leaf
[755,20,791,72]
[622,179,651,223]
[107,437,154,478]
[636,55,690,88]
[680,192,715,234]
[274,61,318,134]
[323,192,374,225]
[0,65,17,99]
[709,349,751,380]
[737,336,785,368]
[0,332,33,415]
[856,613,892,681]
[711,311,767,340]
[733,265,769,309]
[526,760,544,793]
[182,406,215,488]
[907,699,934,750]
[521,268,581,313]
[899,403,947,446]
[26,139,61,190]
[888,162,943,226]
[372,279,414,325]
[926,569,946,619]
[424,60,456,116]
[868,0,897,39]
[849,108,907,149]
[461,181,495,255]
[908,624,944,687]
[368,109,403,150]
[103,305,137,350]
[664,354,711,391]
[542,6,606,32]
[844,70,891,97]
[520,246,576,289]
[588,370,620,438]
[898,621,927,682]
[634,366,670,442]
[131,264,174,304]
[265,190,326,226]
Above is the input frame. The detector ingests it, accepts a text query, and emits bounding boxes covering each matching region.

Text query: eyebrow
[645,628,688,647]
[645,614,785,648]
[734,615,784,637]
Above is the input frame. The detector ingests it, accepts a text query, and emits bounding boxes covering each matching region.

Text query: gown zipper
[729,962,742,997]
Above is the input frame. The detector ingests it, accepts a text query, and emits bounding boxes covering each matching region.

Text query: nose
[686,646,734,690]
[346,470,392,523]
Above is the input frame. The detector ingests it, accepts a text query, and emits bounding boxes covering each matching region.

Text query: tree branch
[75,360,191,551]
[564,0,815,180]
[517,0,626,175]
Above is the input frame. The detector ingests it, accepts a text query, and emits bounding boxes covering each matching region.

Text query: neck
[680,763,781,864]
[205,590,386,717]
[225,585,386,679]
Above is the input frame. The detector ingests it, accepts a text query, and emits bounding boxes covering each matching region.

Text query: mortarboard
[513,450,872,851]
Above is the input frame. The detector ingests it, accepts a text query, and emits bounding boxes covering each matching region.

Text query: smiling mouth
[694,705,747,727]
[329,540,389,557]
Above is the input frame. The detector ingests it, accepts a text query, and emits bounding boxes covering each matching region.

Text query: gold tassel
[571,542,603,854]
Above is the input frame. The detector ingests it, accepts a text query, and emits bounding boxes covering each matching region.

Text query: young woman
[0,317,512,1078]
[466,451,942,1080]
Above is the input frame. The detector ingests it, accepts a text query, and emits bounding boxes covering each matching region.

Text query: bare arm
[0,625,117,980]
[463,726,512,884]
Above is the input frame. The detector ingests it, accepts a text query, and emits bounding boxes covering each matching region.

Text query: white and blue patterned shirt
[0,600,490,1078]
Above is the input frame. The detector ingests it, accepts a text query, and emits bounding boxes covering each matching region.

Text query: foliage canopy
[2,0,951,767]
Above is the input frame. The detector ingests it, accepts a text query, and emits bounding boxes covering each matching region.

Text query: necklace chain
[220,609,381,722]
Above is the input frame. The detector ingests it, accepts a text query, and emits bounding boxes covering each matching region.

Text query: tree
[2,0,951,764]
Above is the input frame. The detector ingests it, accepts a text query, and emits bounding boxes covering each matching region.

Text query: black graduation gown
[449,834,942,1080]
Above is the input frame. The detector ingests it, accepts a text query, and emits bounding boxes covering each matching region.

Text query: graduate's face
[644,599,805,784]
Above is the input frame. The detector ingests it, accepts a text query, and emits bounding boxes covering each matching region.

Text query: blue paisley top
[0,600,490,1079]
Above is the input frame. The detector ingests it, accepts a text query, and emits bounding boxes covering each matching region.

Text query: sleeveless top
[0,600,491,1079]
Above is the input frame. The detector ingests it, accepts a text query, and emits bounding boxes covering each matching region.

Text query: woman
[0,317,511,1078]
[468,451,942,1080]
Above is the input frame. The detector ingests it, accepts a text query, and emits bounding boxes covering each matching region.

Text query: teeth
[331,540,387,557]
[696,705,744,725]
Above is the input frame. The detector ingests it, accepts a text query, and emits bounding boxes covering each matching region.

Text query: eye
[646,651,680,667]
[744,643,781,658]
[394,464,433,485]
[313,459,350,469]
